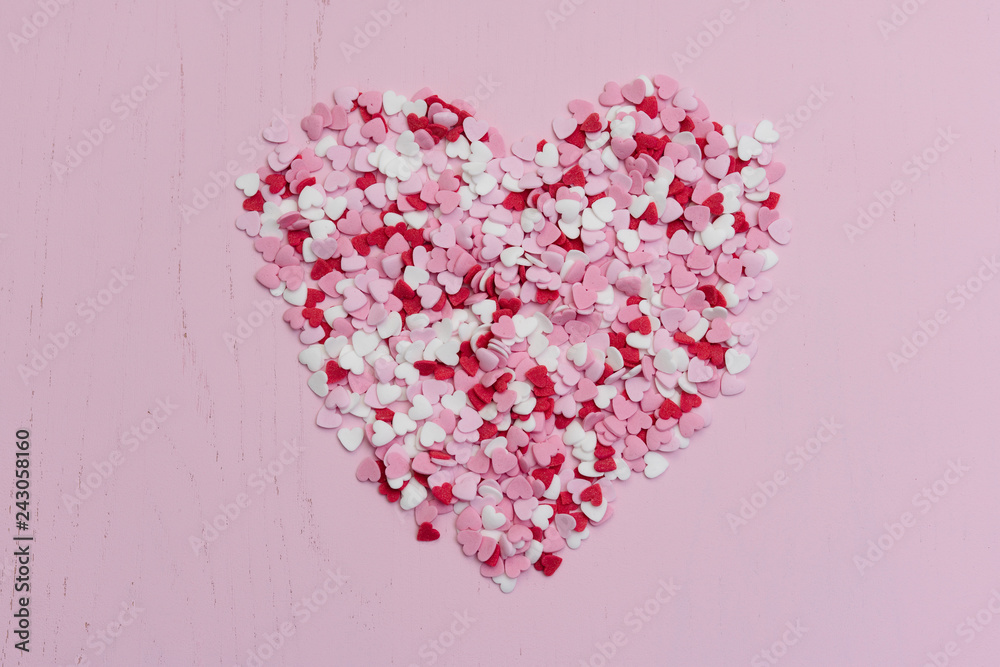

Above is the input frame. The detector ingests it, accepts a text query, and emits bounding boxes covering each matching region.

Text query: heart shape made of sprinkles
[232,75,791,592]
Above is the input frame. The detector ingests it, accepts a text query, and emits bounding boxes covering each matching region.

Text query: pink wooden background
[3,0,1000,664]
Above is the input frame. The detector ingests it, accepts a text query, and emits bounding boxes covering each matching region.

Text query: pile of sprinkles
[233,75,791,592]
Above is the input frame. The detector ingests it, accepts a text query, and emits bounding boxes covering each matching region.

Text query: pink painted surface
[3,0,999,665]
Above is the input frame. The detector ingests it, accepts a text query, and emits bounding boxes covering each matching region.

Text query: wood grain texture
[3,0,1000,665]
